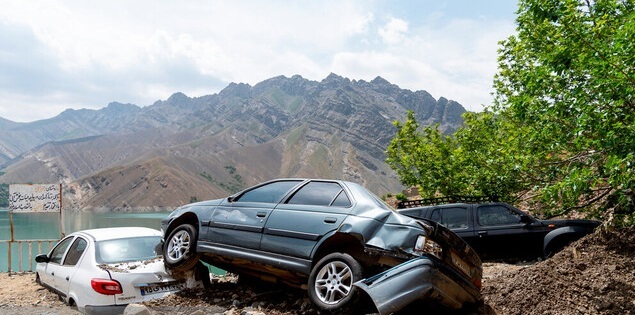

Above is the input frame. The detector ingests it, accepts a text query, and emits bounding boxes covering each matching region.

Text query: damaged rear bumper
[354,256,481,315]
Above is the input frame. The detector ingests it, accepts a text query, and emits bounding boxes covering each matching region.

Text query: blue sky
[0,0,518,122]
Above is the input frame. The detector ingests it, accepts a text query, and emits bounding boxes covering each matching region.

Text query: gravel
[2,228,633,315]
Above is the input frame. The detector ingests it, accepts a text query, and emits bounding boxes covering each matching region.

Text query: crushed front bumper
[354,256,481,315]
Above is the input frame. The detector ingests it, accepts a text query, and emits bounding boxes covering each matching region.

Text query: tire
[308,253,363,311]
[195,262,212,289]
[163,224,201,273]
[544,237,574,259]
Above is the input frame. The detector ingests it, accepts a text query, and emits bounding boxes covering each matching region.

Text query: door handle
[256,212,267,218]
[324,217,337,224]
[478,231,488,237]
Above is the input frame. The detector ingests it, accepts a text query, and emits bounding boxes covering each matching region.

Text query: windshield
[95,236,162,264]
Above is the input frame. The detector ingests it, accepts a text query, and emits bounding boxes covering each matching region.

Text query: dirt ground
[1,227,633,315]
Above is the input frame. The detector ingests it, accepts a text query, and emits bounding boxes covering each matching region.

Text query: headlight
[414,235,443,259]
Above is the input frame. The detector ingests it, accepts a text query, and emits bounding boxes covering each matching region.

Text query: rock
[240,308,265,315]
[123,303,151,315]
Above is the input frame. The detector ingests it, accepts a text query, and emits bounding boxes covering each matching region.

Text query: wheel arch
[165,212,200,238]
[311,232,367,268]
[543,226,590,256]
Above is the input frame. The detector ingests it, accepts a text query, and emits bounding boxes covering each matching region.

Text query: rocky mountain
[0,74,466,211]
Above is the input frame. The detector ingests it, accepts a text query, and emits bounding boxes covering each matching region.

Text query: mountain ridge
[0,74,466,210]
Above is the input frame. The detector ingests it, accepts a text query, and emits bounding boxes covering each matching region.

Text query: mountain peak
[370,76,391,85]
[167,92,191,104]
[323,73,349,83]
[220,82,252,97]
[105,102,140,112]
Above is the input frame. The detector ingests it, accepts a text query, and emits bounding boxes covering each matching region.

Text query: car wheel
[163,224,201,272]
[544,236,575,259]
[35,272,41,285]
[195,262,212,289]
[308,253,363,311]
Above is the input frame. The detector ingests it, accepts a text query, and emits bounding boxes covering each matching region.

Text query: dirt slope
[483,227,635,315]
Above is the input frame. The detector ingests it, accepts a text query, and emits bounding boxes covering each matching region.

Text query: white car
[35,227,195,314]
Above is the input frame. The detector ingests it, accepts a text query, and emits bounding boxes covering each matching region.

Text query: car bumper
[83,304,127,315]
[354,256,481,315]
[160,218,171,236]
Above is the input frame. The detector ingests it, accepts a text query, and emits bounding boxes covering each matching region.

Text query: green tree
[388,0,635,226]
[386,111,464,198]
[386,111,532,202]
[494,0,635,226]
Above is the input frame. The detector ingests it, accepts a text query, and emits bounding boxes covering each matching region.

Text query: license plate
[139,281,186,296]
[451,252,471,276]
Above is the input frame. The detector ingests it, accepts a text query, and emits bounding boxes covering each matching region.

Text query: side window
[236,180,301,203]
[63,237,88,266]
[331,190,352,207]
[477,205,521,226]
[431,207,468,229]
[49,237,74,265]
[442,207,469,229]
[430,209,442,222]
[287,182,349,207]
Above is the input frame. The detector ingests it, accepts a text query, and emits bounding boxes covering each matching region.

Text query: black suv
[398,197,601,261]
[161,179,482,313]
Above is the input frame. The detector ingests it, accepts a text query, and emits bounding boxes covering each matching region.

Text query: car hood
[164,198,225,222]
[184,198,225,208]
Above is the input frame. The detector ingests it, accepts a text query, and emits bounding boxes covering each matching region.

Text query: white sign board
[9,184,61,213]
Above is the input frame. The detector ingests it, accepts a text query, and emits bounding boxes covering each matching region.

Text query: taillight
[91,278,123,295]
[473,277,482,290]
[414,235,443,259]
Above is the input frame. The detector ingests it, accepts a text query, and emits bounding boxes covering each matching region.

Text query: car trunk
[99,259,185,305]
[355,220,483,314]
[416,219,482,294]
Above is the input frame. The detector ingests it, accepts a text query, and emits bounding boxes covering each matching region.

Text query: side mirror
[227,196,234,203]
[520,214,532,224]
[35,254,50,263]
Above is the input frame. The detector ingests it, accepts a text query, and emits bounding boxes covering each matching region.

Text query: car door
[206,180,303,249]
[260,180,353,258]
[54,237,88,295]
[472,203,543,259]
[39,236,74,294]
[429,206,477,249]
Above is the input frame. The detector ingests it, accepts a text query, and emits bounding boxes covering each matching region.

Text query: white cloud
[0,0,516,122]
[378,17,409,45]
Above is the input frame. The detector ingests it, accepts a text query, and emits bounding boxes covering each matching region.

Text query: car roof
[72,227,162,241]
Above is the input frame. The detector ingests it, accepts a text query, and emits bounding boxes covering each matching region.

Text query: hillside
[0,74,466,210]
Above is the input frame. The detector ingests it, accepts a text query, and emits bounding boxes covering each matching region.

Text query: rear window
[287,181,351,207]
[95,236,162,264]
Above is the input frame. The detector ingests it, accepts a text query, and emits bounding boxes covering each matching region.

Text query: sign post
[6,184,62,272]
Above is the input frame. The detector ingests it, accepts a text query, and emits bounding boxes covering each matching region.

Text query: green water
[0,209,170,271]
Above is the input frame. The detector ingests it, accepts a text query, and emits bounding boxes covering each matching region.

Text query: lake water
[0,209,170,272]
